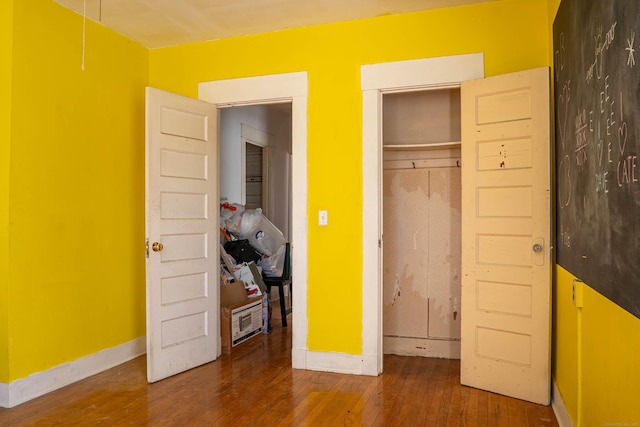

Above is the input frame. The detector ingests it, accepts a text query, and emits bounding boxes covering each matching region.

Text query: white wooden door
[145,87,218,383]
[460,68,551,404]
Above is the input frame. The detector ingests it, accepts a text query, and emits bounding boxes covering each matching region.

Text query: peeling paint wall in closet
[383,164,461,355]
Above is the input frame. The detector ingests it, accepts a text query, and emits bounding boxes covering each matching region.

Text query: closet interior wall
[382,88,463,359]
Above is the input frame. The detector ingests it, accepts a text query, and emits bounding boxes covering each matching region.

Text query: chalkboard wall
[554,0,640,318]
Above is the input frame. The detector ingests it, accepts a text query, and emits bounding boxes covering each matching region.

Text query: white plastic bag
[221,203,245,235]
[260,243,286,277]
[239,209,285,256]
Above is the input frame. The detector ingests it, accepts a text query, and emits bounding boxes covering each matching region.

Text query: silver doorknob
[532,243,542,253]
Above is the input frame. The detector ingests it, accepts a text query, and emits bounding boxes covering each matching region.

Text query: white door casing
[145,87,219,383]
[460,67,551,405]
[198,73,309,370]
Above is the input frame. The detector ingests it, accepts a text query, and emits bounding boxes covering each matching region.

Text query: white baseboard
[383,336,461,359]
[359,352,380,376]
[306,351,364,374]
[297,350,378,376]
[292,340,379,376]
[552,379,573,427]
[0,337,146,408]
[291,347,307,370]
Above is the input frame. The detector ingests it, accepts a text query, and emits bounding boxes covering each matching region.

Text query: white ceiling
[54,0,495,49]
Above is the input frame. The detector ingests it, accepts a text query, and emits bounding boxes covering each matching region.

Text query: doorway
[363,60,552,404]
[219,103,292,320]
[198,72,308,369]
[218,105,291,240]
[244,142,265,211]
[381,88,462,359]
[361,53,485,375]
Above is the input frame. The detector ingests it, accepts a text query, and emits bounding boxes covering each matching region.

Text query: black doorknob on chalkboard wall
[533,244,542,253]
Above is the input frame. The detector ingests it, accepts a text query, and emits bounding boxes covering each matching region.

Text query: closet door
[460,67,551,405]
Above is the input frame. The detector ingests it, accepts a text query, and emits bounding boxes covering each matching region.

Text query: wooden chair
[263,243,291,327]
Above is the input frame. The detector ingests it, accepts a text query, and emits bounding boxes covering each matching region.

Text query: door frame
[198,72,308,368]
[240,123,274,216]
[361,54,484,374]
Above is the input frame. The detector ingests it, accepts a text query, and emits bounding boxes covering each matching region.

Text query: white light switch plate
[319,210,328,226]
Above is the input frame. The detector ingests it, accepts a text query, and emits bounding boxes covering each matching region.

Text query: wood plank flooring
[0,314,558,426]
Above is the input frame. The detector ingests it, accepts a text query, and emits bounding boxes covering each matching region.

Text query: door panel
[460,68,551,405]
[146,87,218,383]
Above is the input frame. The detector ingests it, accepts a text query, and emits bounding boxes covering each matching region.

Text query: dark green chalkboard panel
[554,0,640,318]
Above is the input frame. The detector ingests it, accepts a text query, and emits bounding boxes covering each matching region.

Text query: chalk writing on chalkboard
[554,0,640,318]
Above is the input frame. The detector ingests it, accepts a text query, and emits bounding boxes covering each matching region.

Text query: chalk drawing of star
[626,32,636,67]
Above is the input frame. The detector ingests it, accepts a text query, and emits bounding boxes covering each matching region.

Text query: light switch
[319,210,328,226]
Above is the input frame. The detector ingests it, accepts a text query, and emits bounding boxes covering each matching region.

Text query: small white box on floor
[220,280,263,354]
[230,298,263,347]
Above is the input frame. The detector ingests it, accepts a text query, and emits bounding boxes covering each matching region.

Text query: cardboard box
[220,281,263,354]
[220,280,248,307]
[230,299,262,343]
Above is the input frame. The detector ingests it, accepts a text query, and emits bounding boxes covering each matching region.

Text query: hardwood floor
[0,314,558,426]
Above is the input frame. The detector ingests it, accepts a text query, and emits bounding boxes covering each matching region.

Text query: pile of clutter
[219,202,286,278]
[219,203,287,340]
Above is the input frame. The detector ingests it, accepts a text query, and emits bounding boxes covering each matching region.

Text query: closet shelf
[383,141,461,151]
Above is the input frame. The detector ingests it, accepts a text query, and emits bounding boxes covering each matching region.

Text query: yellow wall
[5,1,637,423]
[0,0,14,383]
[553,266,580,421]
[548,0,640,425]
[5,0,149,381]
[150,0,550,354]
[554,267,640,425]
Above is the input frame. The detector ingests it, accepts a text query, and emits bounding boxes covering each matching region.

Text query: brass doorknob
[152,242,164,252]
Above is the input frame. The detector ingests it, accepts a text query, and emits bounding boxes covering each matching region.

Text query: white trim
[361,53,485,91]
[289,94,309,368]
[199,73,308,106]
[361,54,484,375]
[292,349,378,376]
[383,337,461,359]
[552,380,574,427]
[0,337,145,408]
[305,351,376,376]
[241,123,273,147]
[240,138,247,205]
[199,72,309,370]
[361,88,383,375]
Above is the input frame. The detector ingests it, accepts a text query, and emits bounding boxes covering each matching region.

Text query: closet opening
[382,87,462,359]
